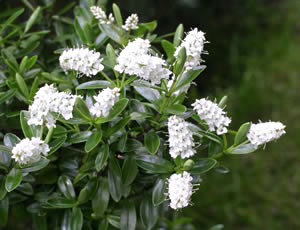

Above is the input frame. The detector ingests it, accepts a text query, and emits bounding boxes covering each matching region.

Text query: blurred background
[111,0,300,229]
[2,0,300,229]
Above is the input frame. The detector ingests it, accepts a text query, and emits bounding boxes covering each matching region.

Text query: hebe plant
[0,1,285,229]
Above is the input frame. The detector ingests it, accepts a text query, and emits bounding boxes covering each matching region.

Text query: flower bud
[183,159,195,170]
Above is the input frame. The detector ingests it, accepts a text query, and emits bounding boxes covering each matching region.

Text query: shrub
[0,2,286,229]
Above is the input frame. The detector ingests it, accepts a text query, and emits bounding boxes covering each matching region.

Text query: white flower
[90,6,115,24]
[168,115,195,159]
[192,98,231,135]
[59,48,104,77]
[122,14,139,31]
[90,88,120,117]
[114,38,171,85]
[174,28,207,70]
[168,171,195,210]
[247,121,286,147]
[28,84,78,128]
[12,137,49,165]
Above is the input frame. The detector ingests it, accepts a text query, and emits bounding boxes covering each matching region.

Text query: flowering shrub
[0,2,286,230]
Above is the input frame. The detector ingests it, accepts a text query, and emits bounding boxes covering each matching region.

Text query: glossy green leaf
[122,156,138,185]
[173,47,186,76]
[47,197,77,209]
[104,116,130,138]
[107,215,120,229]
[5,168,22,192]
[141,21,157,32]
[173,24,184,47]
[76,80,112,89]
[85,129,102,153]
[152,178,167,206]
[16,182,33,195]
[77,177,98,205]
[218,95,227,109]
[61,209,72,230]
[96,98,129,124]
[4,133,20,148]
[106,43,117,67]
[161,40,175,60]
[112,3,123,28]
[109,153,122,177]
[0,176,7,201]
[74,97,92,121]
[95,144,109,172]
[25,6,42,33]
[135,154,174,174]
[32,215,47,230]
[99,24,122,44]
[121,200,136,230]
[58,175,76,200]
[48,135,67,155]
[234,122,251,145]
[208,224,224,230]
[29,76,40,100]
[19,56,28,74]
[71,207,83,230]
[165,104,186,115]
[68,131,92,144]
[20,111,33,138]
[140,197,159,230]
[134,86,161,103]
[189,159,218,175]
[0,89,17,104]
[16,73,29,98]
[108,167,122,202]
[0,197,8,227]
[0,145,11,153]
[92,177,109,217]
[144,131,160,155]
[174,65,206,91]
[230,143,257,154]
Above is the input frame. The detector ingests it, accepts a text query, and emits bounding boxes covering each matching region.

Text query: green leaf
[98,219,109,230]
[134,86,161,103]
[122,156,138,185]
[218,96,227,109]
[109,153,122,177]
[208,224,224,230]
[77,178,98,205]
[5,168,22,192]
[144,131,160,155]
[189,159,217,175]
[140,197,159,230]
[234,122,251,145]
[135,154,174,174]
[112,3,123,28]
[21,157,50,173]
[99,24,122,44]
[96,98,129,124]
[0,8,24,34]
[166,104,186,115]
[47,197,76,209]
[2,49,18,72]
[16,183,33,195]
[173,47,186,76]
[161,40,175,60]
[74,18,87,43]
[4,133,20,148]
[61,209,72,230]
[141,21,157,32]
[107,215,120,229]
[19,56,28,74]
[104,116,130,138]
[108,167,122,202]
[58,175,76,200]
[0,89,17,104]
[0,145,11,154]
[230,143,257,154]
[152,178,167,206]
[68,131,92,144]
[76,80,112,89]
[20,111,33,138]
[174,65,206,91]
[48,135,67,155]
[74,97,92,121]
[24,6,42,33]
[106,43,117,67]
[85,129,102,153]
[29,76,40,100]
[173,24,184,47]
[95,144,109,172]
[0,197,8,227]
[130,112,152,120]
[32,215,47,230]
[16,73,29,98]
[71,207,83,230]
[121,200,136,230]
[92,177,109,217]
[0,176,7,201]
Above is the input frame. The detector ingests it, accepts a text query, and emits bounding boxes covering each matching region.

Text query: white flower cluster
[247,121,286,147]
[174,28,207,70]
[90,6,114,24]
[28,84,78,128]
[122,14,139,31]
[192,98,231,135]
[90,88,120,117]
[59,48,104,77]
[114,38,171,85]
[168,171,195,210]
[168,115,195,159]
[12,137,49,165]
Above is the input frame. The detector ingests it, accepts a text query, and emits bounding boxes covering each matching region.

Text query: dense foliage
[0,1,288,229]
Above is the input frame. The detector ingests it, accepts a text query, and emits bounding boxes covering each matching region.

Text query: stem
[159,96,168,114]
[40,125,44,139]
[225,140,250,153]
[222,134,228,149]
[100,71,116,87]
[120,72,126,89]
[45,127,54,144]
